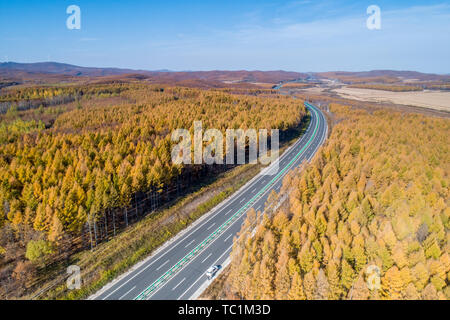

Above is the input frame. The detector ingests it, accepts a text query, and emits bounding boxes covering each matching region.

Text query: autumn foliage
[227,104,449,300]
[0,83,306,298]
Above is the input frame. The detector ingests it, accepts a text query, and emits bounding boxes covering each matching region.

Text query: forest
[0,83,306,297]
[226,104,449,300]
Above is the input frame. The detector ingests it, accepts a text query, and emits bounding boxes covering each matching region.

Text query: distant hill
[3,62,447,86]
[316,70,450,82]
[0,62,306,84]
[0,62,146,77]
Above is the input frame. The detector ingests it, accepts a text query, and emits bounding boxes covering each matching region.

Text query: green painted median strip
[135,104,321,300]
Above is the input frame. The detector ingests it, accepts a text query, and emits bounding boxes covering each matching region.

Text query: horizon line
[1,60,449,76]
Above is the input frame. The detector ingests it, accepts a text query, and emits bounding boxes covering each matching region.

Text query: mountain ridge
[1,61,448,83]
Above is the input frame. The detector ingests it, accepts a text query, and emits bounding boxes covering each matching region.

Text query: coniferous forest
[0,83,306,297]
[1,0,450,306]
[226,103,449,300]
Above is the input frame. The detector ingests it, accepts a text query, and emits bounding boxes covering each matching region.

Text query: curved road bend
[92,102,327,300]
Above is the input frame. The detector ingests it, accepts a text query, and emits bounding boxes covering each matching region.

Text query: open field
[333,87,450,112]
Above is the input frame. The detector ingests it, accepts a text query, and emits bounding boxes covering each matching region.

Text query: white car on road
[206,265,221,280]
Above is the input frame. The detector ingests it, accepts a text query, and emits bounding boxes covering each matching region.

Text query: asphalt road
[92,102,327,300]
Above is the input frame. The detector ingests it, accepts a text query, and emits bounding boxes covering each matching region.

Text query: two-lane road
[91,102,327,300]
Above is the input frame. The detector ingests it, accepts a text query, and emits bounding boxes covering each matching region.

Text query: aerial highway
[91,102,328,300]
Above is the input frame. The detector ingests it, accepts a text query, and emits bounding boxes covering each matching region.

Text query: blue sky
[1,0,449,73]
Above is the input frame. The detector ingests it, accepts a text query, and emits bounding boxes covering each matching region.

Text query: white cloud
[144,3,450,72]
